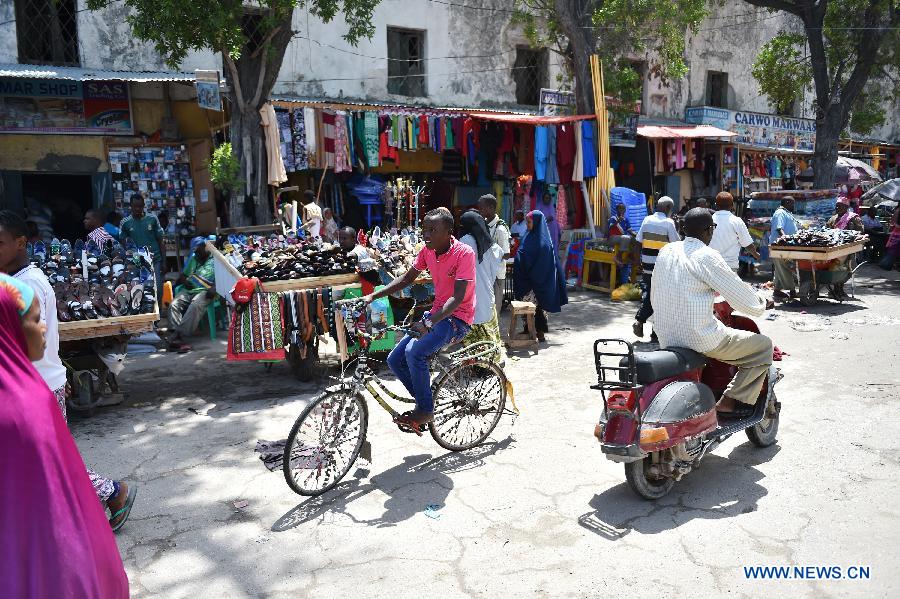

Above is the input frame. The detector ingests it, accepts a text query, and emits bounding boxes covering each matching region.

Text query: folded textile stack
[27,238,157,322]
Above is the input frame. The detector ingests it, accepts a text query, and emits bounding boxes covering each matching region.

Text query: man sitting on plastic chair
[166,236,217,353]
[362,208,477,434]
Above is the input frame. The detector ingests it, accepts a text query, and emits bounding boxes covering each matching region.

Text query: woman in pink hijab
[0,274,129,598]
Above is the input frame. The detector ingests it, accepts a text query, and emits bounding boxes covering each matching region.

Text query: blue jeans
[387,316,471,413]
[635,273,653,323]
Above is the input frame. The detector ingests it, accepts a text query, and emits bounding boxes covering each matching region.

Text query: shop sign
[539,88,576,116]
[195,70,222,111]
[0,77,132,134]
[684,106,815,152]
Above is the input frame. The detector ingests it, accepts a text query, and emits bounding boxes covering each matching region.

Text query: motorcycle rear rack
[592,339,641,425]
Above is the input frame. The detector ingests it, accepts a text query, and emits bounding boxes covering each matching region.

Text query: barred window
[706,71,729,108]
[15,0,80,66]
[513,47,547,106]
[387,27,426,97]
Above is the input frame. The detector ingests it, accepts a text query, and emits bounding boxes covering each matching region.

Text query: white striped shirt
[651,238,766,353]
[635,212,680,273]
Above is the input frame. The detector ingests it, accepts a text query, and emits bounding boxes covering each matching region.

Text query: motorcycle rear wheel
[625,455,675,500]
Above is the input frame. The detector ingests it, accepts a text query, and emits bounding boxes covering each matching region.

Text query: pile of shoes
[219,234,357,282]
[27,238,158,322]
[774,228,866,247]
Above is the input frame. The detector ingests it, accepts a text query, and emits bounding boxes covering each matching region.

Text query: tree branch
[250,26,282,59]
[250,59,268,109]
[223,52,245,109]
[739,0,805,18]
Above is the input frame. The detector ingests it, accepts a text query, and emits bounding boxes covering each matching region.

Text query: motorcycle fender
[641,382,718,451]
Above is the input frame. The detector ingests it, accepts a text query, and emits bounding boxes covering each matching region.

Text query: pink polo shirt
[413,237,477,324]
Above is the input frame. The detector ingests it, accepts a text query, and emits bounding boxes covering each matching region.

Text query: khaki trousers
[773,258,797,292]
[705,329,773,405]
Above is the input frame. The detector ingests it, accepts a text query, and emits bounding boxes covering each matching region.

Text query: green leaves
[86,0,380,67]
[751,32,811,115]
[209,142,242,193]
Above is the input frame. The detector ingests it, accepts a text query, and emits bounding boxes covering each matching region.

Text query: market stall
[24,238,160,413]
[770,229,867,306]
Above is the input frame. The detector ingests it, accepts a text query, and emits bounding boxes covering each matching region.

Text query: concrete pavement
[71,264,900,598]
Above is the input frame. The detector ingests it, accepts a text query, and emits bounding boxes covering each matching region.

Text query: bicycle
[283,297,511,496]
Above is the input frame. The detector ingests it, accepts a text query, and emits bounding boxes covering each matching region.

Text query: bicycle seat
[621,348,707,384]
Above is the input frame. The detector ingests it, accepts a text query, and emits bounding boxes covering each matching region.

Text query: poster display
[685,106,816,152]
[195,70,222,111]
[0,77,132,134]
[108,145,197,236]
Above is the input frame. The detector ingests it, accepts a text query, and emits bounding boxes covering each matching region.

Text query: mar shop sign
[684,106,815,152]
[0,77,132,135]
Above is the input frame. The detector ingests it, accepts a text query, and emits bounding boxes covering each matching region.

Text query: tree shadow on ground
[577,442,781,540]
[272,436,515,532]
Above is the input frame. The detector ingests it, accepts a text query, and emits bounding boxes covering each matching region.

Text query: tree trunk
[554,0,597,114]
[812,108,842,190]
[224,14,295,227]
[229,104,269,226]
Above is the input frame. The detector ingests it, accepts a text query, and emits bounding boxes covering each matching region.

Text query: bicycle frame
[335,298,500,421]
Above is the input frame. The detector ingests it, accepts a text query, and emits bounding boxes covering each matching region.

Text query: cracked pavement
[70,265,900,598]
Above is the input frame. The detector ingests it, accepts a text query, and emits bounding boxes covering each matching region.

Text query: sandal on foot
[393,410,432,436]
[109,484,137,532]
[716,405,754,420]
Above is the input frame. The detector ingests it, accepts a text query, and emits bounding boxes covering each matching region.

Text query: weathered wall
[0,134,107,172]
[274,0,562,108]
[641,1,898,143]
[0,2,16,61]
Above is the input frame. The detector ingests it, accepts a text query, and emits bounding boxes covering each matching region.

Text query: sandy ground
[70,264,900,598]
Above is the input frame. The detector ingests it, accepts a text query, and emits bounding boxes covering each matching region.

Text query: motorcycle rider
[650,208,774,419]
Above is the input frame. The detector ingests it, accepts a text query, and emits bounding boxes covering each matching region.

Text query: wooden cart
[769,240,866,306]
[58,306,160,413]
[207,241,361,380]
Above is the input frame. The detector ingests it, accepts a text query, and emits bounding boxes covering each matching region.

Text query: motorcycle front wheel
[746,391,779,447]
[625,455,675,500]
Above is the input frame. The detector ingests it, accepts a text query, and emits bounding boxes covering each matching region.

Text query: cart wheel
[799,280,818,306]
[67,372,102,413]
[288,340,319,382]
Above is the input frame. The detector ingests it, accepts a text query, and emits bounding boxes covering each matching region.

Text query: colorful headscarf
[189,236,207,254]
[0,272,34,318]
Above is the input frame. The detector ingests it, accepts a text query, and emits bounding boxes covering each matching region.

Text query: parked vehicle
[592,299,781,499]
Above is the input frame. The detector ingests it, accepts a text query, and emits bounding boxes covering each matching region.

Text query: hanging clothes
[259,103,288,186]
[364,111,379,167]
[518,125,535,176]
[556,185,569,231]
[304,108,318,168]
[581,121,597,178]
[572,123,584,182]
[545,125,560,185]
[321,110,337,170]
[292,108,308,171]
[555,123,576,186]
[333,110,351,173]
[534,125,549,181]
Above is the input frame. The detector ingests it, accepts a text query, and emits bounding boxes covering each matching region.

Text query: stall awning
[469,112,595,125]
[0,63,195,82]
[637,124,735,139]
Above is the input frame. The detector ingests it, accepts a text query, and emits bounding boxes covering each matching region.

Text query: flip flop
[716,406,754,420]
[109,484,137,533]
[393,410,432,436]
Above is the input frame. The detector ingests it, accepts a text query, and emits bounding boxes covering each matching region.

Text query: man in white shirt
[709,191,760,272]
[651,208,774,418]
[477,194,511,315]
[633,196,680,339]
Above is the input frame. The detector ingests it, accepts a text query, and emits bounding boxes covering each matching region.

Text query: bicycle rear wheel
[429,360,506,451]
[283,389,367,496]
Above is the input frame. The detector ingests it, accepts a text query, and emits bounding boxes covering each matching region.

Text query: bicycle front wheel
[283,389,368,496]
[429,360,506,451]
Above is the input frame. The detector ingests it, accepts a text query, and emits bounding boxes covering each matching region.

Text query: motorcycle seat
[621,348,707,384]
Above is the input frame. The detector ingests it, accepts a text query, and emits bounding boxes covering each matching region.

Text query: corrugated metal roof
[0,63,195,82]
[270,94,533,115]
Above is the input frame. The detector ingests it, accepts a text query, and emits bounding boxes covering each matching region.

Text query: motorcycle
[591,299,782,500]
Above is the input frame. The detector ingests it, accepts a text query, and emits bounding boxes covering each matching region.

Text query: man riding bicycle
[362,208,477,432]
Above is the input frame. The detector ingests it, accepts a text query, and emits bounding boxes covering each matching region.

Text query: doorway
[21,173,93,242]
